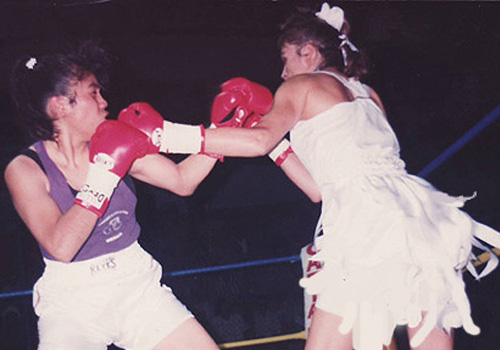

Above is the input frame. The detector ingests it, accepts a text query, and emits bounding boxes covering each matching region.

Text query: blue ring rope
[165,255,301,277]
[1,103,499,301]
[0,290,33,300]
[418,104,500,178]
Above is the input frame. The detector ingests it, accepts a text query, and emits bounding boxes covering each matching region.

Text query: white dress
[292,70,500,349]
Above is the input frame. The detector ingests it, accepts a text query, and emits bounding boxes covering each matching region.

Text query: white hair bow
[25,57,37,70]
[315,2,359,62]
[315,3,344,31]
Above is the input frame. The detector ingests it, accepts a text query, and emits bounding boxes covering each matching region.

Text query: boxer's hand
[242,113,263,128]
[118,102,205,154]
[75,120,150,217]
[211,77,273,128]
[117,102,164,153]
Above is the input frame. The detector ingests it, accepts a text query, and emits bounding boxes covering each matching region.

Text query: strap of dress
[314,69,349,84]
[314,70,371,99]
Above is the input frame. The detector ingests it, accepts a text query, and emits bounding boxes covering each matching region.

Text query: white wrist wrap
[75,163,120,210]
[268,139,291,162]
[161,121,203,154]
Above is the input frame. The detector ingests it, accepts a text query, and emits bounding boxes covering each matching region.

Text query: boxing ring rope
[1,103,500,348]
[164,255,301,277]
[417,103,500,178]
[219,330,306,349]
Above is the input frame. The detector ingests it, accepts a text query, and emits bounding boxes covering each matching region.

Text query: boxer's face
[280,43,316,80]
[281,44,308,80]
[67,74,109,138]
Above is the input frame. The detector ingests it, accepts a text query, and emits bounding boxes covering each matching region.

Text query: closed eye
[89,82,102,95]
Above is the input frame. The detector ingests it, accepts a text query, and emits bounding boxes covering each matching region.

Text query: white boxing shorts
[33,241,193,350]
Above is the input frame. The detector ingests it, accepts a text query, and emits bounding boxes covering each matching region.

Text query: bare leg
[407,325,453,350]
[384,335,397,350]
[305,308,353,350]
[153,318,220,350]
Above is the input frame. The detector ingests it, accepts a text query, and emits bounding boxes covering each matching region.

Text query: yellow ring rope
[473,248,500,267]
[219,330,306,348]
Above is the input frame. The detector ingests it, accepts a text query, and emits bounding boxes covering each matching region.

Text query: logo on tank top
[102,215,124,243]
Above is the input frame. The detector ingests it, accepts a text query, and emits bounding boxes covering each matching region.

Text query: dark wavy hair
[278,5,368,79]
[10,39,114,142]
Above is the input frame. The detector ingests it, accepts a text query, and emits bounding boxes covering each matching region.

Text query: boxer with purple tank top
[6,40,221,350]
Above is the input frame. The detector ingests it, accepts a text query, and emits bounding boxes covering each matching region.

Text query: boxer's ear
[299,43,322,68]
[46,95,70,119]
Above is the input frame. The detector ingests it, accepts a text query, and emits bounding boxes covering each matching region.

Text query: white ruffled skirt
[300,174,500,349]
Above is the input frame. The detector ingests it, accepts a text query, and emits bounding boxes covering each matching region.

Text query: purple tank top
[33,141,141,261]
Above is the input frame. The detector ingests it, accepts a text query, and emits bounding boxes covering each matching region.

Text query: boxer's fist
[89,120,150,178]
[118,102,164,154]
[242,113,263,128]
[119,102,204,154]
[211,77,273,128]
[75,120,150,217]
[222,78,273,115]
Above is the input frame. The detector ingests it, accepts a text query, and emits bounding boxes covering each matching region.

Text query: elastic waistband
[41,241,151,285]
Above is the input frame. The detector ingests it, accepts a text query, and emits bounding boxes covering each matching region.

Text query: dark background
[1,1,500,349]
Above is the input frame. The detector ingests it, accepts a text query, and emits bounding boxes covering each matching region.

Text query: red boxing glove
[211,77,273,128]
[75,120,150,217]
[117,102,164,154]
[119,102,205,154]
[242,113,263,128]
